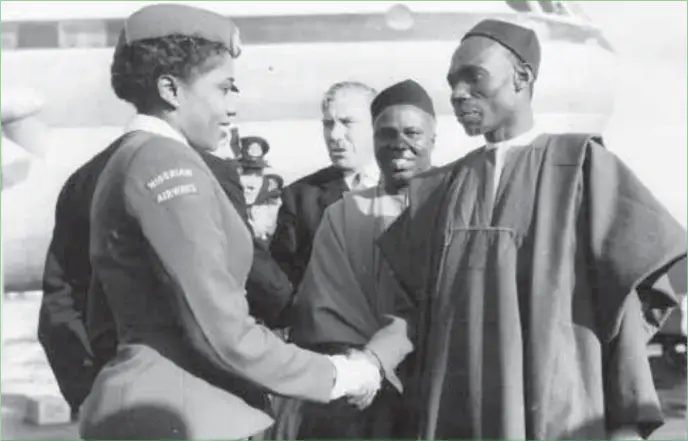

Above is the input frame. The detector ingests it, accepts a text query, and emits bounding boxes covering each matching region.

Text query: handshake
[327,348,384,410]
[325,315,414,410]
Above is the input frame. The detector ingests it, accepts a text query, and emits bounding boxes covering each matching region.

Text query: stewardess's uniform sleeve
[201,154,294,327]
[122,145,334,403]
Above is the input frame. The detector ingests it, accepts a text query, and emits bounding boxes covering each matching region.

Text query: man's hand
[363,315,413,393]
[367,315,412,358]
[327,351,382,406]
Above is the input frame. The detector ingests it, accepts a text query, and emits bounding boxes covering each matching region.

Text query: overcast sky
[583,1,686,64]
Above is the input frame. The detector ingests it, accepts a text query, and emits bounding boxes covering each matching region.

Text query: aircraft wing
[2,136,33,190]
[1,86,50,190]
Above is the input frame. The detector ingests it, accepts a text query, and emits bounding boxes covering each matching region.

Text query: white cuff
[327,354,349,400]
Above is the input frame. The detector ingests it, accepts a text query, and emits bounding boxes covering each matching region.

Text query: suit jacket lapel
[317,167,347,210]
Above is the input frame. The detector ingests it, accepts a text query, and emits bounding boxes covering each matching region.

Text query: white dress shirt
[484,124,541,201]
[344,162,381,191]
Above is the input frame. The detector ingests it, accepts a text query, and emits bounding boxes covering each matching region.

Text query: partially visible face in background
[215,124,238,157]
[322,90,375,173]
[239,170,263,204]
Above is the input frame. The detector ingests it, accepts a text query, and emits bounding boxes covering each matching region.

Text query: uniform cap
[118,3,241,56]
[239,136,270,170]
[462,19,541,78]
[371,79,435,120]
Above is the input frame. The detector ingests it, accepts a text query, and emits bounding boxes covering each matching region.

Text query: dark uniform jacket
[80,131,333,440]
[270,166,348,289]
[38,133,292,413]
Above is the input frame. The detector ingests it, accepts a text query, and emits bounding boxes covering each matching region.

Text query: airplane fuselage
[1,1,617,292]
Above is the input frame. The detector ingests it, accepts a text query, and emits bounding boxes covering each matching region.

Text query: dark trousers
[297,383,404,439]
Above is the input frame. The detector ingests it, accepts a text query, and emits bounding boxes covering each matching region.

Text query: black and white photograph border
[1,1,686,440]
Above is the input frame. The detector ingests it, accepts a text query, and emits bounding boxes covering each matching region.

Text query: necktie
[350,173,364,191]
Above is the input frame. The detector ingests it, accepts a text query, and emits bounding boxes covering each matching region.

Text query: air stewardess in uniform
[80,4,389,440]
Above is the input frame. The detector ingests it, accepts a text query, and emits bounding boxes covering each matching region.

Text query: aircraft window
[58,20,107,48]
[1,23,19,49]
[105,20,125,46]
[504,1,532,13]
[16,22,58,49]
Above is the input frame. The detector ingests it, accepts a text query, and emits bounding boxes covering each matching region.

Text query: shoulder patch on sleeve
[127,140,213,205]
[155,183,199,203]
[146,168,194,190]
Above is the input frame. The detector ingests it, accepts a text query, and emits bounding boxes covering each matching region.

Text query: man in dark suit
[270,81,380,289]
[38,127,293,418]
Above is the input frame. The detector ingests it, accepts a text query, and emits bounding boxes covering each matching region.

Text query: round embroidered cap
[462,19,541,78]
[371,79,435,120]
[118,3,241,56]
